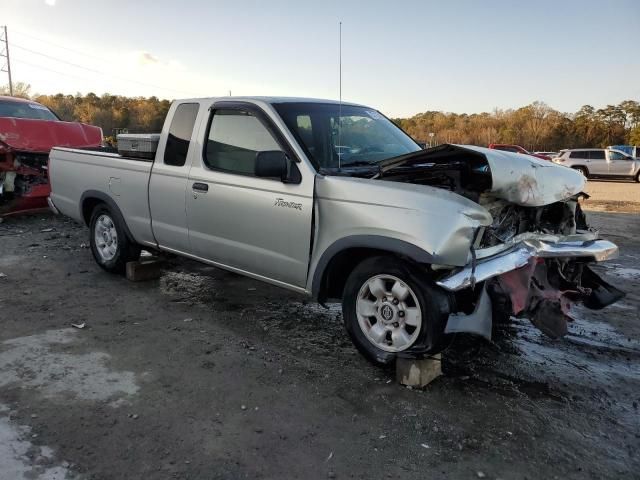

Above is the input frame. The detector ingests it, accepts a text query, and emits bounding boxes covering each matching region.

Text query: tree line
[392,100,640,150]
[1,83,170,141]
[2,83,639,149]
[35,92,171,140]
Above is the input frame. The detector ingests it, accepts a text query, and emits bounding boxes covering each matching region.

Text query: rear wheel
[573,166,588,178]
[89,204,140,274]
[342,256,449,366]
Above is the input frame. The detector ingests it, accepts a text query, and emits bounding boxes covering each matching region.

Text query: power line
[11,57,102,83]
[10,43,198,96]
[11,29,202,96]
[12,44,105,75]
[5,29,199,97]
[11,29,111,64]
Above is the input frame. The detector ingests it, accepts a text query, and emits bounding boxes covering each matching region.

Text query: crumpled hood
[0,117,102,153]
[461,145,586,206]
[380,144,586,207]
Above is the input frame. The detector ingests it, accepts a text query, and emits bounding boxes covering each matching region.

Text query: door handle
[192,182,209,193]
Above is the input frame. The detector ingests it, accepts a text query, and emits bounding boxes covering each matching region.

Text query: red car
[0,96,102,216]
[488,144,552,161]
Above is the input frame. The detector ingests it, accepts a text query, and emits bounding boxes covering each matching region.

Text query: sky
[1,0,639,117]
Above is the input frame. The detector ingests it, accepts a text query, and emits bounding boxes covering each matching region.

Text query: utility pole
[1,26,13,96]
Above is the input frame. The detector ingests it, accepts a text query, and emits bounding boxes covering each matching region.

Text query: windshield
[0,100,59,121]
[273,102,421,170]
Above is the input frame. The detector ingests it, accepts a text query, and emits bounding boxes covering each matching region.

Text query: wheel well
[317,248,406,302]
[81,197,104,226]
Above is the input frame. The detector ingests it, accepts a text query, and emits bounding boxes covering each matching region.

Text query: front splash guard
[581,266,626,310]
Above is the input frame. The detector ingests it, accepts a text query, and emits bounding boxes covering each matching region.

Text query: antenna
[338,21,342,169]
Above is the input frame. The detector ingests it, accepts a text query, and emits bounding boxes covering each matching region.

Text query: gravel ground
[582,179,640,213]
[0,188,638,479]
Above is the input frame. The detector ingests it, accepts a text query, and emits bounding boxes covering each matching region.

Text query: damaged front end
[438,234,623,340]
[0,116,102,216]
[490,258,622,338]
[0,142,50,216]
[379,144,624,341]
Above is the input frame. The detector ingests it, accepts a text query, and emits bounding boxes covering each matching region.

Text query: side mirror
[255,150,288,180]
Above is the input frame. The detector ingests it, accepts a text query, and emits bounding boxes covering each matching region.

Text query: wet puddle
[0,329,139,402]
[0,403,75,479]
[602,263,640,280]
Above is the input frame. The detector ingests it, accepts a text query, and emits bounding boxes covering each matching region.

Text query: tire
[342,256,450,366]
[573,166,588,178]
[89,204,140,274]
[635,171,640,183]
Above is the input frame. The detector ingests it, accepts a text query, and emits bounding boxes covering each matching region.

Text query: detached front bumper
[436,239,619,292]
[438,237,624,340]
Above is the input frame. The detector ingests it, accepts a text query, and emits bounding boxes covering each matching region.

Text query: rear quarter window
[163,103,199,167]
[569,151,587,159]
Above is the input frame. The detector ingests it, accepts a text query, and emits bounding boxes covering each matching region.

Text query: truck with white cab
[48,97,624,365]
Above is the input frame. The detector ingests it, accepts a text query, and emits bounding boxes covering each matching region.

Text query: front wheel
[342,256,449,366]
[89,204,140,274]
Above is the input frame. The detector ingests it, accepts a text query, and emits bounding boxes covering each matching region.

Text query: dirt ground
[582,178,640,213]
[0,180,639,480]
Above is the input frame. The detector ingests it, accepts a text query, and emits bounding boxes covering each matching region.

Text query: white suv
[553,148,640,181]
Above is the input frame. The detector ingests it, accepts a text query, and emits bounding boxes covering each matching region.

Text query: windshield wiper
[338,160,378,168]
[319,161,381,178]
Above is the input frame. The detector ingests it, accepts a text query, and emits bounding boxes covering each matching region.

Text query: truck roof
[175,96,367,108]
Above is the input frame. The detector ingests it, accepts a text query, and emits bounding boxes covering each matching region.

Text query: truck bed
[48,147,156,246]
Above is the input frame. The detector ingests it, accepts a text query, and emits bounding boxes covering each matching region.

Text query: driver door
[186,103,314,289]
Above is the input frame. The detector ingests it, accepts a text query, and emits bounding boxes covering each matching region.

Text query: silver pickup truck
[48,97,624,365]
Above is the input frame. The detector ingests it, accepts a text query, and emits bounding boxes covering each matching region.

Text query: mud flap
[444,285,493,340]
[581,266,625,310]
